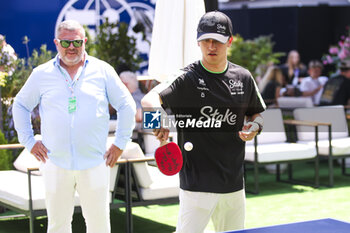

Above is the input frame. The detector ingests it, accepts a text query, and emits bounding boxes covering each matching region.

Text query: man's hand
[30,141,49,162]
[104,144,123,167]
[153,127,170,141]
[239,122,259,141]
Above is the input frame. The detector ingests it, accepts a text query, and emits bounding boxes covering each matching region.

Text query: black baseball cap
[197,11,233,44]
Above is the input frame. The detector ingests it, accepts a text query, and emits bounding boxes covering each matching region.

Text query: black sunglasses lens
[72,40,83,47]
[60,40,70,48]
[59,40,83,48]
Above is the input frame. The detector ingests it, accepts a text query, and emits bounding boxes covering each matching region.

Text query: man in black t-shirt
[142,11,265,233]
[319,60,350,106]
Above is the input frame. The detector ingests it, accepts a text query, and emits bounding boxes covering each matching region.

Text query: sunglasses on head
[57,39,84,48]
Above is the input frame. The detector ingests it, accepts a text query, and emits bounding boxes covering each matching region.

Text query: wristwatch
[253,121,263,135]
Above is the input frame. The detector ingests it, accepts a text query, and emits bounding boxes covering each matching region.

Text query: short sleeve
[159,75,187,114]
[246,75,266,116]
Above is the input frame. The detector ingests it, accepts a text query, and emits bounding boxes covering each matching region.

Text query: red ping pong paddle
[155,140,183,176]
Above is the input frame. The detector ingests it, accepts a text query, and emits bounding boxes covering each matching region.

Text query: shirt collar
[53,51,90,68]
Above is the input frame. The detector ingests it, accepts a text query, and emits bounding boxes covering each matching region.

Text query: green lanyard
[58,66,81,96]
[58,66,82,113]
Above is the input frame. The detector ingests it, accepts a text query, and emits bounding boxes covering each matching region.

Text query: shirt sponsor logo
[198,78,206,86]
[199,106,237,125]
[197,78,209,93]
[228,79,244,95]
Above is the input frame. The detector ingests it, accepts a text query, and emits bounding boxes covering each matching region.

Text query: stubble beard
[60,49,83,66]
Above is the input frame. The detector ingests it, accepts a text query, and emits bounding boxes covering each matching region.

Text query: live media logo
[143,110,161,129]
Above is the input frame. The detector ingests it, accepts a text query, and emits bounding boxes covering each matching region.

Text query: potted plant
[322,26,350,76]
[86,19,143,72]
[227,34,284,79]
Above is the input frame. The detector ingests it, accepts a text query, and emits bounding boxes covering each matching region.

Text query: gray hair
[55,20,85,38]
[119,71,139,93]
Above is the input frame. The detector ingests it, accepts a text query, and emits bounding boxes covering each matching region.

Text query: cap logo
[217,24,226,33]
[198,17,217,32]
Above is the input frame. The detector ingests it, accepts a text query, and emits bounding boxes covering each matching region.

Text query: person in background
[0,34,17,75]
[299,60,328,105]
[319,59,350,106]
[279,50,307,86]
[142,11,265,233]
[12,20,136,233]
[119,71,145,124]
[258,66,284,105]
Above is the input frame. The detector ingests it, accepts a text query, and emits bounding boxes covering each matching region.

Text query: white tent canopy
[148,0,205,82]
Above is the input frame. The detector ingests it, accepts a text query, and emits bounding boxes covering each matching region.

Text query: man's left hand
[104,144,123,167]
[239,122,259,141]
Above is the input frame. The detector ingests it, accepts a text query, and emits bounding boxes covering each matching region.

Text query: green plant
[2,44,55,99]
[91,18,142,72]
[1,42,54,141]
[83,25,97,56]
[228,34,285,78]
[0,130,12,170]
[0,35,17,86]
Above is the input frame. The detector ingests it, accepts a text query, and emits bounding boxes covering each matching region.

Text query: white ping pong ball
[184,142,193,151]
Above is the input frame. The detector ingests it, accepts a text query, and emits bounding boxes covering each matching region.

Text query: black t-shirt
[319,75,350,106]
[159,61,266,193]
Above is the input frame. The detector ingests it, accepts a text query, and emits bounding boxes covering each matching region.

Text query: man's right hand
[153,127,170,141]
[30,141,49,163]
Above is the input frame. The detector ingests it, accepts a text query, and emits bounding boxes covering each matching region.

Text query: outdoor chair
[119,136,180,203]
[0,135,180,233]
[244,108,320,194]
[277,96,314,108]
[113,136,180,233]
[0,136,129,233]
[293,105,350,186]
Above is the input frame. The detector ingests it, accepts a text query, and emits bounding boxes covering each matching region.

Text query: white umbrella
[147,0,205,82]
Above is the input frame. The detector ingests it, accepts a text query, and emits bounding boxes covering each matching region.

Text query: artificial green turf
[1,161,350,233]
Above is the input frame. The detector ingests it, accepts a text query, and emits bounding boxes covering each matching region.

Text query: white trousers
[176,189,246,233]
[40,160,110,233]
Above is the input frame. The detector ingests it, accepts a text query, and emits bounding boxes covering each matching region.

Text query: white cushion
[143,134,159,157]
[277,96,313,108]
[246,109,286,145]
[107,136,153,188]
[118,140,153,189]
[143,132,178,157]
[108,120,117,133]
[293,105,348,141]
[301,138,350,156]
[245,142,316,163]
[140,166,180,200]
[0,170,80,211]
[13,135,42,176]
[109,165,119,193]
[113,136,180,200]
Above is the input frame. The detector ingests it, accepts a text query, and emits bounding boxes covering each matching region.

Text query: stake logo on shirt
[228,79,244,95]
[199,106,237,125]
